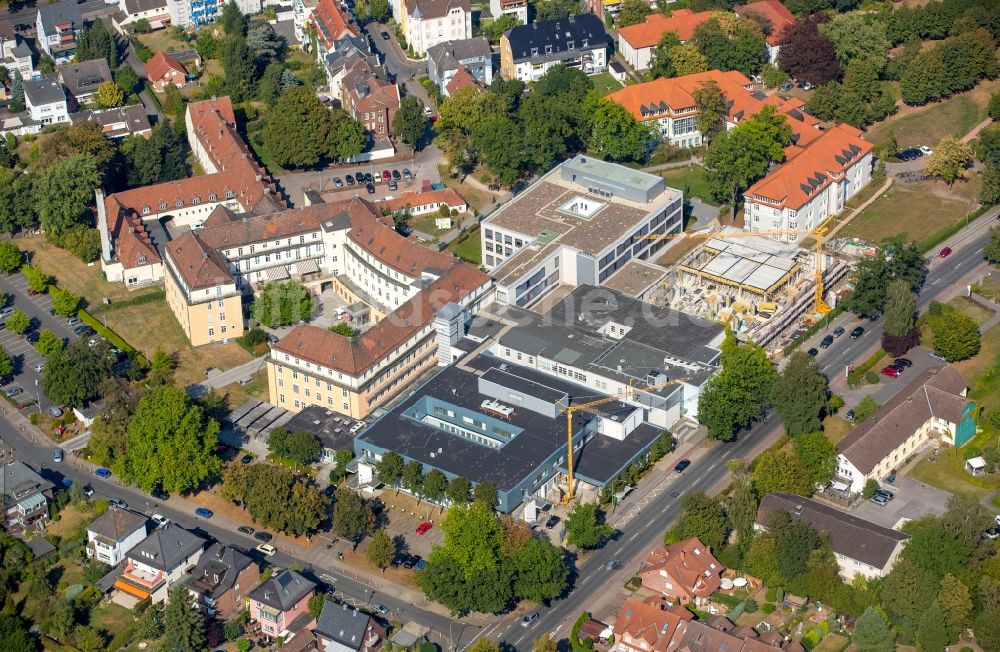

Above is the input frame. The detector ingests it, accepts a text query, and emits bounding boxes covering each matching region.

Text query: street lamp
[34,379,40,411]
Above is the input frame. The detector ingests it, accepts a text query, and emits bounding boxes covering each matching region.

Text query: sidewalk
[640,156,704,174]
[188,357,268,396]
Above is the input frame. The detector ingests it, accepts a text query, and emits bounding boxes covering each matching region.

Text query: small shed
[609,61,628,83]
[435,216,453,230]
[579,619,611,643]
[967,456,987,475]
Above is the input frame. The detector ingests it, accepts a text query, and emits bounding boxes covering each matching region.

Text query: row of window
[142,190,235,214]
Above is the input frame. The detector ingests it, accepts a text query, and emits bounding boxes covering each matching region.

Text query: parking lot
[851,474,950,529]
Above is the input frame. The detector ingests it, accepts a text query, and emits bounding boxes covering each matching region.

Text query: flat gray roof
[562,156,662,195]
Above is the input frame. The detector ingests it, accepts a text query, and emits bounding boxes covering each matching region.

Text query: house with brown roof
[311,0,360,58]
[145,51,189,93]
[164,231,244,346]
[639,538,724,606]
[614,597,693,652]
[379,188,468,218]
[734,0,795,62]
[834,365,975,494]
[617,10,716,71]
[757,493,909,579]
[342,67,400,143]
[184,542,259,620]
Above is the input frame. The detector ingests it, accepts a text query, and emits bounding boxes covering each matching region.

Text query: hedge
[92,289,165,313]
[847,348,885,386]
[78,309,150,368]
[917,205,990,253]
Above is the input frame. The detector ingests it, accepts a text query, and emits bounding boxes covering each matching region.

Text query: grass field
[839,183,971,244]
[447,225,482,264]
[437,165,502,214]
[136,30,191,55]
[822,416,853,445]
[661,165,716,206]
[591,72,623,96]
[949,296,995,325]
[953,319,1000,384]
[910,448,1000,500]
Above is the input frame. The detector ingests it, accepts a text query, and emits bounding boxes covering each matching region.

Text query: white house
[23,78,69,127]
[112,0,172,34]
[112,524,206,604]
[0,22,34,80]
[86,507,148,567]
[397,0,472,57]
[36,2,83,64]
[500,14,607,82]
[488,0,527,24]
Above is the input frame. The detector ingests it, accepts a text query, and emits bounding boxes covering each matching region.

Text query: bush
[762,602,776,614]
[744,599,758,614]
[765,587,777,602]
[827,394,844,414]
[862,478,880,499]
[864,370,879,385]
[78,309,149,367]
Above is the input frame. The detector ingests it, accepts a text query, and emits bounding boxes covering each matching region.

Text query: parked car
[939,246,952,258]
[870,493,890,506]
[416,521,433,535]
[366,184,375,194]
[544,515,560,529]
[520,612,539,628]
[894,358,913,368]
[919,145,933,156]
[380,31,390,39]
[832,326,845,338]
[388,180,397,191]
[402,168,412,179]
[896,149,920,161]
[807,347,818,356]
[66,317,81,327]
[151,487,169,501]
[95,467,112,479]
[985,527,1000,539]
[930,352,947,362]
[779,81,793,92]
[53,448,63,462]
[256,543,277,557]
[392,169,401,180]
[152,514,170,527]
[604,559,621,571]
[33,362,44,373]
[373,603,390,616]
[881,366,901,378]
[673,459,691,473]
[333,177,343,188]
[195,507,214,519]
[110,498,127,509]
[238,526,255,535]
[845,409,855,421]
[874,489,894,501]
[254,532,274,543]
[82,485,94,497]
[850,326,865,339]
[819,335,834,349]
[345,174,355,186]
[4,385,22,397]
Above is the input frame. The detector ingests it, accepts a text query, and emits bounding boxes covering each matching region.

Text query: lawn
[948,295,995,326]
[839,183,971,245]
[813,634,849,652]
[218,369,269,409]
[408,212,453,237]
[865,77,1000,148]
[136,29,192,56]
[89,603,135,637]
[953,319,1000,385]
[437,165,503,214]
[661,165,717,206]
[909,448,1000,500]
[822,416,853,445]
[591,72,623,96]
[447,225,482,265]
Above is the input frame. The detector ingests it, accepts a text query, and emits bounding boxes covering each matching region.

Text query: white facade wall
[406,8,473,56]
[104,259,164,286]
[510,45,606,82]
[27,97,68,126]
[87,526,147,566]
[131,547,204,604]
[619,39,650,71]
[488,0,527,23]
[220,229,325,287]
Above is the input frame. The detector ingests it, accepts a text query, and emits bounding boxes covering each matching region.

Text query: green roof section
[537,229,559,244]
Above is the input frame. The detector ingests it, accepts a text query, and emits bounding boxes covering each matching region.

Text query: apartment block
[397,0,473,57]
[36,2,82,64]
[500,14,607,82]
[488,0,527,24]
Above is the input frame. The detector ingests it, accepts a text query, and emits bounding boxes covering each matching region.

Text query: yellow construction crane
[640,216,837,315]
[560,375,692,502]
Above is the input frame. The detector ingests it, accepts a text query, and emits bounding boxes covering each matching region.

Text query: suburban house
[0,21,34,80]
[427,37,493,97]
[163,230,245,346]
[341,66,400,142]
[311,0,360,58]
[23,77,70,129]
[145,51,189,93]
[489,0,527,24]
[743,122,874,240]
[36,2,83,64]
[834,366,975,495]
[58,58,113,107]
[639,538,724,606]
[185,542,259,620]
[293,0,319,47]
[313,600,388,652]
[248,569,317,640]
[112,523,206,604]
[613,597,694,652]
[1,459,54,534]
[396,0,473,57]
[324,36,378,98]
[500,14,607,82]
[617,9,714,71]
[85,507,148,567]
[757,493,909,579]
[379,188,468,218]
[112,0,171,34]
[734,0,795,62]
[80,104,153,140]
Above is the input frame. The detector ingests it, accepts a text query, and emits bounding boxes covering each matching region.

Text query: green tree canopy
[366,529,396,571]
[792,432,837,485]
[930,306,981,362]
[564,502,613,549]
[853,606,895,652]
[41,338,113,407]
[268,428,322,465]
[250,280,315,327]
[0,346,12,380]
[393,95,427,150]
[376,451,404,487]
[698,332,777,440]
[447,476,471,505]
[163,585,206,652]
[671,490,728,549]
[332,487,374,545]
[509,537,568,604]
[37,154,102,245]
[752,449,815,496]
[220,462,327,535]
[772,351,828,435]
[0,241,21,273]
[34,330,63,357]
[49,286,80,317]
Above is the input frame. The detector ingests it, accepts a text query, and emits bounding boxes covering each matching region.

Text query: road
[0,0,113,30]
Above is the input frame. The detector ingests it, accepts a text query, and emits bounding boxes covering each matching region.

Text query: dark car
[392,169,401,180]
[894,358,913,368]
[345,174,355,185]
[832,326,845,338]
[896,149,917,161]
[846,409,855,421]
[779,81,793,92]
[150,487,169,501]
[238,525,255,535]
[74,325,95,336]
[254,532,274,543]
[850,326,865,339]
[195,507,214,519]
[381,31,390,40]
[366,184,375,194]
[807,347,819,356]
[388,180,397,191]
[402,168,412,179]
[819,335,834,349]
[544,515,560,529]
[356,171,366,183]
[673,459,691,473]
[241,454,253,464]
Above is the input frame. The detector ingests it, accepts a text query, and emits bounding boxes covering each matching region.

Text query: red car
[939,246,952,258]
[416,522,432,535]
[382,169,392,182]
[881,366,901,378]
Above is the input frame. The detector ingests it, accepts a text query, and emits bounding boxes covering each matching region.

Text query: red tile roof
[613,598,693,652]
[640,538,724,600]
[445,65,482,95]
[164,231,233,291]
[145,51,186,83]
[734,0,796,46]
[312,0,359,50]
[379,188,468,214]
[617,9,716,49]
[744,123,873,210]
[607,70,754,122]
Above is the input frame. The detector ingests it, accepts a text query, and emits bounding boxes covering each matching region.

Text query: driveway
[851,474,950,529]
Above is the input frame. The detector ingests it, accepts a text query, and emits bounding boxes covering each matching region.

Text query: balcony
[121,563,166,591]
[257,606,282,624]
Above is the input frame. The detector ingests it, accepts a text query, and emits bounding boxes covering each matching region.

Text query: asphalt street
[1,0,113,30]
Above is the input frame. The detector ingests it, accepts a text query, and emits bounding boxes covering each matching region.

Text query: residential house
[58,58,113,107]
[342,66,400,141]
[744,123,873,241]
[112,0,172,34]
[617,9,714,71]
[1,459,54,533]
[23,77,70,128]
[613,597,694,652]
[36,2,83,64]
[734,0,795,63]
[500,14,607,82]
[163,230,245,346]
[398,0,473,57]
[311,0,360,59]
[145,51,189,93]
[313,600,387,652]
[426,37,492,96]
[185,542,259,619]
[81,104,154,139]
[167,0,262,28]
[757,493,909,579]
[249,569,317,640]
[0,21,34,80]
[324,36,379,98]
[113,523,206,604]
[489,0,527,24]
[293,0,320,48]
[639,538,723,606]
[834,366,975,494]
[379,188,468,218]
[85,507,148,567]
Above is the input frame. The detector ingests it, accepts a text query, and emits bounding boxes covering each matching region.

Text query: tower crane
[640,216,837,315]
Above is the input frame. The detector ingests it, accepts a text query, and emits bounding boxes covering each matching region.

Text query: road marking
[629,531,641,541]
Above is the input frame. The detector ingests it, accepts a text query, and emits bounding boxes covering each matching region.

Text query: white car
[256,543,277,557]
[919,145,933,156]
[151,514,170,527]
[423,106,432,116]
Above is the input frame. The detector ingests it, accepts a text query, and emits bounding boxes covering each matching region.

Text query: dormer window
[225,190,235,199]
[545,45,552,54]
[137,255,146,264]
[175,199,183,207]
[142,206,150,215]
[530,47,538,56]
[208,192,217,201]
[160,202,167,210]
[193,195,201,204]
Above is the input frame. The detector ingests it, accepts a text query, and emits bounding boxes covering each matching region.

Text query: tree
[931,308,981,361]
[975,609,1000,652]
[332,487,374,546]
[853,606,895,652]
[329,449,353,484]
[221,462,327,535]
[533,633,557,652]
[509,538,568,603]
[752,449,814,496]
[376,451,404,488]
[35,330,64,357]
[5,309,28,335]
[148,347,176,386]
[697,333,777,440]
[847,235,927,318]
[617,0,650,28]
[726,459,758,545]
[36,154,101,244]
[760,63,788,89]
[668,43,708,77]
[118,385,222,493]
[250,280,315,327]
[221,35,256,103]
[22,265,49,294]
[328,108,366,160]
[924,136,974,186]
[0,346,12,380]
[818,13,889,72]
[366,529,396,571]
[265,86,350,168]
[76,21,117,68]
[481,14,520,45]
[916,600,949,651]
[882,279,918,356]
[986,228,1000,264]
[564,502,613,549]
[472,113,527,186]
[447,476,471,505]
[0,242,21,273]
[423,469,448,505]
[672,491,728,549]
[772,351,828,435]
[588,97,650,163]
[777,14,841,85]
[246,22,286,66]
[393,96,427,150]
[402,460,424,497]
[938,573,972,637]
[648,32,681,79]
[163,584,206,652]
[268,428,322,466]
[472,481,498,509]
[792,432,837,485]
[469,640,501,652]
[0,613,36,652]
[222,0,248,37]
[49,286,80,317]
[853,395,880,423]
[74,625,106,652]
[692,81,726,145]
[96,81,124,108]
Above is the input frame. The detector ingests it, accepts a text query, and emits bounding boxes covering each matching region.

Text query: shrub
[765,587,777,602]
[762,603,776,614]
[864,370,879,385]
[744,599,758,614]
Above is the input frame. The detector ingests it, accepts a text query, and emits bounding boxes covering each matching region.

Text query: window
[160,202,167,210]
[142,206,150,215]
[225,190,235,199]
[221,325,227,333]
[175,199,183,207]
[208,328,214,336]
[208,193,217,201]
